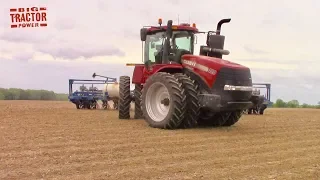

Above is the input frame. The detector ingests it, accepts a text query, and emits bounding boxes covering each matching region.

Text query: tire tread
[119,76,131,119]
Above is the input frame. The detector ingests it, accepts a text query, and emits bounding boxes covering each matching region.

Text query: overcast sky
[0,0,319,104]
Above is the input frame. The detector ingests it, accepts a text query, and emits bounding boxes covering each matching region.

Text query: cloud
[243,45,269,54]
[0,58,134,93]
[235,57,316,66]
[54,19,76,30]
[0,19,125,60]
[12,52,34,62]
[0,29,52,44]
[35,43,125,60]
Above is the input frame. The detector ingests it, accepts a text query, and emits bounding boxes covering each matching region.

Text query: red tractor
[118,18,254,129]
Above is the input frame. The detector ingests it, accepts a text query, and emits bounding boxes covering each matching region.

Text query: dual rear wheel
[118,72,242,129]
[141,72,200,129]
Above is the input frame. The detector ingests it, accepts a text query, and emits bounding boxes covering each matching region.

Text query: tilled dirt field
[0,100,319,180]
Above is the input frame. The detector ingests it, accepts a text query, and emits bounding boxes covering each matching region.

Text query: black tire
[92,101,97,109]
[198,111,231,127]
[76,103,80,109]
[102,101,108,110]
[141,72,186,129]
[173,73,199,128]
[87,101,96,109]
[212,112,231,126]
[259,105,267,115]
[134,84,143,119]
[78,102,85,109]
[242,109,248,114]
[259,109,264,115]
[119,76,131,119]
[197,109,215,126]
[223,110,242,126]
[86,102,91,109]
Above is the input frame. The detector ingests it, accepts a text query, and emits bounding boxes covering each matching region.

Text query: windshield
[172,31,193,52]
[144,31,165,64]
[144,30,194,64]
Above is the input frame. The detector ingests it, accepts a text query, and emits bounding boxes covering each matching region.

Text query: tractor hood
[181,54,249,71]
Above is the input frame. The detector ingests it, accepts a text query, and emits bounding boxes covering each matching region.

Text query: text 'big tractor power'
[119,18,255,129]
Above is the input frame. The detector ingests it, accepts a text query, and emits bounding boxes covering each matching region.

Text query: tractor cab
[140,18,233,71]
[140,19,199,66]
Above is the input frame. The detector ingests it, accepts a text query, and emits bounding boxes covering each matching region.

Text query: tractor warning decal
[10,7,47,28]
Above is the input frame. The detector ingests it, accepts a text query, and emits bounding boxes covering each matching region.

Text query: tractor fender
[132,65,145,84]
[132,64,183,84]
[152,64,183,74]
[183,68,212,93]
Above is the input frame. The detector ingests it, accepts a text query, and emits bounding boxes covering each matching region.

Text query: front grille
[212,67,252,103]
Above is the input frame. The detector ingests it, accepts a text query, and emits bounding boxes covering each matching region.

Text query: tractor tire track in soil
[0,100,319,179]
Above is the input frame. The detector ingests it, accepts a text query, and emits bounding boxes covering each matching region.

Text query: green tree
[56,93,69,101]
[0,87,69,101]
[28,90,41,100]
[8,88,22,100]
[19,89,30,100]
[317,101,320,109]
[287,100,299,108]
[0,92,5,100]
[273,99,287,108]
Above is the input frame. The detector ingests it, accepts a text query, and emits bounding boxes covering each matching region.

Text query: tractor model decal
[182,59,217,75]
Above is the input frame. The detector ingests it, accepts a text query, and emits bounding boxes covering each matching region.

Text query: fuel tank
[103,83,120,98]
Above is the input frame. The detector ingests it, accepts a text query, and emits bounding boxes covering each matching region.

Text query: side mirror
[92,73,96,78]
[140,28,148,41]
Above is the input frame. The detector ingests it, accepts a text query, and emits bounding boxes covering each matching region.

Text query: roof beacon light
[158,18,162,26]
[192,23,196,28]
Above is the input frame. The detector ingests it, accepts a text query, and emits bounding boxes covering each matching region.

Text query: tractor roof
[146,23,199,34]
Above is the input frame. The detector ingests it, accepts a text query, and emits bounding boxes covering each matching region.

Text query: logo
[182,59,217,75]
[10,7,47,28]
[181,59,196,67]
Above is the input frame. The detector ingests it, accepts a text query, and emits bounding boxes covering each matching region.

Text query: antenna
[188,15,190,24]
[178,14,179,24]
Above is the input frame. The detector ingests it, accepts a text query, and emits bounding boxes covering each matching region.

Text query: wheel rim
[145,82,170,122]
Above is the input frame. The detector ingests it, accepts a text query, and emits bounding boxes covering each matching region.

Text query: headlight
[224,85,253,91]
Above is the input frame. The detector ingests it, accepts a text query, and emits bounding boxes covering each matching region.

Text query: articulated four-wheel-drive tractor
[118,18,255,129]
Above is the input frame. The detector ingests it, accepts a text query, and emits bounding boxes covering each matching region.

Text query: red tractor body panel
[132,64,183,84]
[131,64,145,84]
[181,54,250,87]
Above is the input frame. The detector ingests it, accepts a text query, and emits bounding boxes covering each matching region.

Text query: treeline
[1,87,319,108]
[272,99,320,109]
[0,88,68,101]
